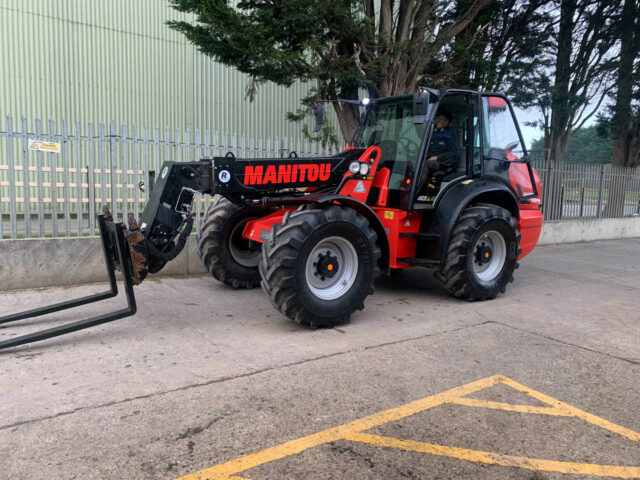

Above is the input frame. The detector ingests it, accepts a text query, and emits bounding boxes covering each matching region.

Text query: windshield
[351,95,433,189]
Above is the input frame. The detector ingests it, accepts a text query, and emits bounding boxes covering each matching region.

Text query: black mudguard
[424,178,520,268]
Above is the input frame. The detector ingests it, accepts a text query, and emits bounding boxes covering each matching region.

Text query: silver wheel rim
[472,230,506,282]
[305,236,358,300]
[229,221,261,268]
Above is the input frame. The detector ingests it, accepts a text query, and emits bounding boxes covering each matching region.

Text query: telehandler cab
[0,88,543,349]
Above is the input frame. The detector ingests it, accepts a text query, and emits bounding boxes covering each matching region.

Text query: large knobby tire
[436,204,521,301]
[260,205,381,328]
[196,196,264,289]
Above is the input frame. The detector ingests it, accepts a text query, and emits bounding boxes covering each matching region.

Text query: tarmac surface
[0,238,639,479]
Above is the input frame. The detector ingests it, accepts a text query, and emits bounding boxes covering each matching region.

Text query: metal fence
[0,115,338,239]
[531,158,640,220]
[2,116,640,239]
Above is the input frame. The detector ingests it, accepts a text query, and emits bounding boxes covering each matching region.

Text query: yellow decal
[384,211,394,219]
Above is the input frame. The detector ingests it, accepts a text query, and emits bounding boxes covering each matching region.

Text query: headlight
[349,161,360,174]
[359,163,370,175]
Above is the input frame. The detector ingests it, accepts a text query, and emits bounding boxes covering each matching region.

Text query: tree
[543,0,619,219]
[530,126,613,164]
[429,0,555,106]
[605,0,640,168]
[598,0,640,216]
[167,0,490,142]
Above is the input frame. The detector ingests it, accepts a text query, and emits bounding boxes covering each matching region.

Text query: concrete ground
[0,239,638,480]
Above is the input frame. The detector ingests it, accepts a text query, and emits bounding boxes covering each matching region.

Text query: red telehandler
[0,88,543,349]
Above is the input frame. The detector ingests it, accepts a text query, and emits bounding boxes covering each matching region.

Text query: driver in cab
[425,110,458,174]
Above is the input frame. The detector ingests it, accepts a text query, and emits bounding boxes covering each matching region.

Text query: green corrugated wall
[0,0,315,139]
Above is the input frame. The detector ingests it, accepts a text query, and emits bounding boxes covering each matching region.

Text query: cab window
[482,95,535,197]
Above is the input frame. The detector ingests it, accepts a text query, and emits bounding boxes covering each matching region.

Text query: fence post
[579,187,585,218]
[99,122,107,228]
[6,115,17,238]
[194,128,201,229]
[48,118,59,237]
[132,124,139,221]
[596,164,605,219]
[121,123,128,222]
[61,119,71,237]
[88,121,95,236]
[143,125,150,205]
[74,120,82,236]
[35,117,45,237]
[20,116,31,238]
[109,120,118,219]
[545,161,554,219]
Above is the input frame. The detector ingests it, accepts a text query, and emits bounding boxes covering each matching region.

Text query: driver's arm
[436,130,459,170]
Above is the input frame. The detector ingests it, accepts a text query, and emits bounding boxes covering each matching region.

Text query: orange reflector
[485,252,490,258]
[327,264,334,271]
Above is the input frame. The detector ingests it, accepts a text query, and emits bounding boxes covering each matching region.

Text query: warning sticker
[354,180,366,193]
[28,140,60,153]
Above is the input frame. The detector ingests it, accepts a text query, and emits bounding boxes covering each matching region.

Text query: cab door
[480,95,538,199]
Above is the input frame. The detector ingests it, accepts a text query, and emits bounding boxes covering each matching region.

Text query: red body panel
[518,209,543,259]
[515,166,543,258]
[242,208,294,242]
[372,207,423,268]
[337,146,382,202]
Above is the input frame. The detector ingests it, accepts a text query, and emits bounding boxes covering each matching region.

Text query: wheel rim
[305,236,358,300]
[472,230,506,282]
[229,220,261,268]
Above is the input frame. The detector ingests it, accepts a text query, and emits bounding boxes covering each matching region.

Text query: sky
[513,105,600,153]
[513,107,544,151]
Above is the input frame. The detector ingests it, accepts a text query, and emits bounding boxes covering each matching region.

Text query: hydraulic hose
[145,215,194,263]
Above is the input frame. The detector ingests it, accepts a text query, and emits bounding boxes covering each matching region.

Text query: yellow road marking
[500,377,640,442]
[175,375,640,480]
[451,397,566,416]
[175,375,502,479]
[345,433,640,479]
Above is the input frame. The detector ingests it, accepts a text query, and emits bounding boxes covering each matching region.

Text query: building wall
[0,0,316,139]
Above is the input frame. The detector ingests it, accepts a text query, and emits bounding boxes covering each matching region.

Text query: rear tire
[436,204,520,301]
[197,196,264,289]
[260,205,381,327]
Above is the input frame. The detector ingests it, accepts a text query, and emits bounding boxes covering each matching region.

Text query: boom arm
[133,149,361,280]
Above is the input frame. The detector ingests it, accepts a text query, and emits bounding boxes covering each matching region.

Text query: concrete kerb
[0,236,207,291]
[0,218,638,291]
[538,217,640,245]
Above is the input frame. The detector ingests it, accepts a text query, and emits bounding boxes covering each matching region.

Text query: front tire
[436,204,520,300]
[260,205,381,327]
[196,196,265,289]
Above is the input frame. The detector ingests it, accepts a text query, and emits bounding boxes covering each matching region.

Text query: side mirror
[313,105,325,132]
[413,90,429,124]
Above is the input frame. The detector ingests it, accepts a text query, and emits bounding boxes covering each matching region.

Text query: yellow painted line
[500,377,640,442]
[345,433,640,479]
[174,375,503,480]
[451,397,566,416]
[175,374,640,480]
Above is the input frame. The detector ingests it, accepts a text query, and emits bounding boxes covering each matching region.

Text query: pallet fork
[0,214,137,350]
